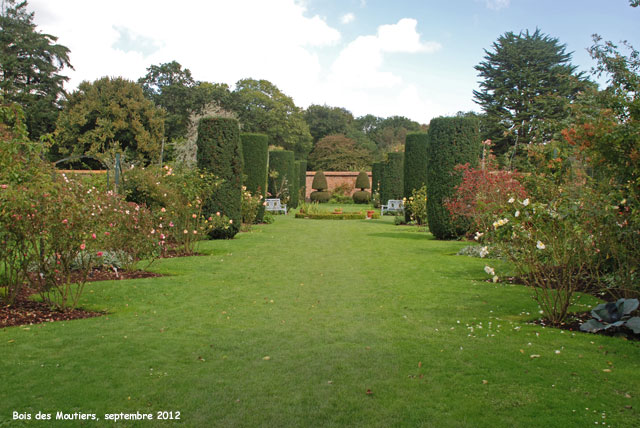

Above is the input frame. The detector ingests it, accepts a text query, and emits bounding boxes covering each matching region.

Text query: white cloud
[377,18,441,53]
[327,18,440,89]
[341,13,355,24]
[25,1,451,124]
[27,0,340,95]
[485,0,510,10]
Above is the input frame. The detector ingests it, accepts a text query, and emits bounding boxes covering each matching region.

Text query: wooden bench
[265,198,287,214]
[381,199,404,215]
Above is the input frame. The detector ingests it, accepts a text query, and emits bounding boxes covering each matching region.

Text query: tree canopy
[307,134,372,171]
[54,76,165,166]
[304,104,354,143]
[0,0,72,139]
[231,78,312,159]
[138,61,232,143]
[474,29,590,163]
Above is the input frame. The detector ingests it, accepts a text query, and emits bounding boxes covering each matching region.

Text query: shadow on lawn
[368,232,434,241]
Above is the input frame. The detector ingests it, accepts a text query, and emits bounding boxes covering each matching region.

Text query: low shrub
[445,141,527,236]
[353,190,371,204]
[310,191,331,203]
[241,186,263,229]
[404,185,428,225]
[295,212,378,220]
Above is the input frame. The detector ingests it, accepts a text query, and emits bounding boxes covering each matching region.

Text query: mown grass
[1,212,639,427]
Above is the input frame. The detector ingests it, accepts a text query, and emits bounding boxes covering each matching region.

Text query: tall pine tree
[474,29,589,165]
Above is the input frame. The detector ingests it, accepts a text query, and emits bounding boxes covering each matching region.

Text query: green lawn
[1,213,639,427]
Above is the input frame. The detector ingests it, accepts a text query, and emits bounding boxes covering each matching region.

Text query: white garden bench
[265,198,287,214]
[381,199,404,215]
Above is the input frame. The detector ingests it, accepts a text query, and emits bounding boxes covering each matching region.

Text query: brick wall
[304,171,372,200]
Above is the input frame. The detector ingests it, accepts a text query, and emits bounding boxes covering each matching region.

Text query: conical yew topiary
[310,171,330,202]
[355,171,370,190]
[311,170,328,191]
[353,171,371,203]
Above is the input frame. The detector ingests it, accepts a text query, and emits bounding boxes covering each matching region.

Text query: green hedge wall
[297,160,307,203]
[268,150,295,207]
[290,161,300,209]
[426,116,481,240]
[371,162,382,194]
[380,152,404,205]
[295,212,379,220]
[240,133,268,222]
[404,132,429,222]
[197,117,243,238]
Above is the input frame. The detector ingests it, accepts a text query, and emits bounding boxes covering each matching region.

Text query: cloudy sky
[29,0,639,124]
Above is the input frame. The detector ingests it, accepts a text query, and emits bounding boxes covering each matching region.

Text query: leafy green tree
[54,76,165,165]
[474,29,589,164]
[304,104,353,143]
[138,61,196,142]
[231,78,312,159]
[0,0,72,139]
[354,114,421,154]
[565,36,640,189]
[138,61,232,143]
[307,134,372,171]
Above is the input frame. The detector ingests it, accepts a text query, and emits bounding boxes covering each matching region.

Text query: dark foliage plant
[196,117,243,238]
[426,116,481,240]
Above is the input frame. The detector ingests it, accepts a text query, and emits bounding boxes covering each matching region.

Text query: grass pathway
[1,214,639,427]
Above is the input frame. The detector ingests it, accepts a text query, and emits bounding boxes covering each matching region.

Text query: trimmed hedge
[371,162,382,194]
[352,191,371,204]
[355,171,370,190]
[290,161,300,209]
[353,171,371,203]
[297,160,307,203]
[310,170,329,202]
[404,132,429,222]
[426,116,481,240]
[380,152,404,205]
[310,191,330,203]
[240,133,269,222]
[196,117,242,239]
[268,150,296,207]
[374,162,385,208]
[311,170,328,190]
[295,212,380,220]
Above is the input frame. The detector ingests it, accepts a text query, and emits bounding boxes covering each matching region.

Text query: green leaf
[625,317,640,334]
[580,319,605,333]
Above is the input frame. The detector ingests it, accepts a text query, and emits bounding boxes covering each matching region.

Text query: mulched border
[2,247,209,328]
[484,277,640,342]
[531,311,640,342]
[1,269,163,329]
